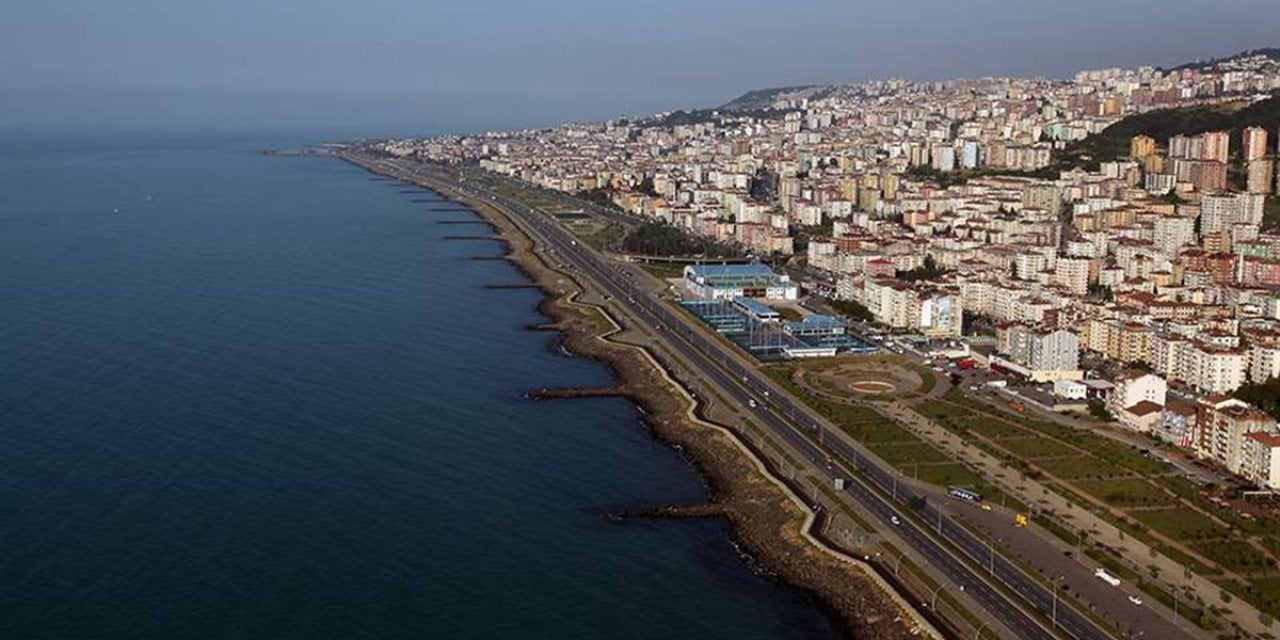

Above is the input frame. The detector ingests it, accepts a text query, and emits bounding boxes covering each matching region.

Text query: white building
[1003,326,1082,382]
[683,263,799,300]
[1250,344,1280,384]
[1241,432,1280,490]
[1109,371,1167,432]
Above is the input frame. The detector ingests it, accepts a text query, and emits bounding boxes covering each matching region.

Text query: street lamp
[987,540,995,576]
[973,620,989,640]
[1051,574,1065,630]
[929,583,945,609]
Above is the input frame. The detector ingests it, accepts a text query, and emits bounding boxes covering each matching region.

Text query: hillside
[637,106,799,129]
[1167,47,1280,72]
[1053,94,1280,170]
[719,85,831,111]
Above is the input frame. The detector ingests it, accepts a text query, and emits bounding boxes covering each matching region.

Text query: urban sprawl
[375,53,1280,493]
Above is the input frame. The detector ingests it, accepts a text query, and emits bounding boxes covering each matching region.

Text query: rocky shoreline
[341,154,936,640]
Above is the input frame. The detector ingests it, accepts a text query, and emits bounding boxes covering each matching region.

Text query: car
[890,516,901,526]
[1128,595,1143,606]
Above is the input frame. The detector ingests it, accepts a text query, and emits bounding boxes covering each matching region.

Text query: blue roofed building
[682,263,799,301]
[782,314,846,337]
[732,296,782,322]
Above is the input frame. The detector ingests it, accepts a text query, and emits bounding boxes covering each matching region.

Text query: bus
[947,486,983,504]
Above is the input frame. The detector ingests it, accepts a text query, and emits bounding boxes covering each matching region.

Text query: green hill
[719,85,831,111]
[1166,47,1280,72]
[1054,94,1280,170]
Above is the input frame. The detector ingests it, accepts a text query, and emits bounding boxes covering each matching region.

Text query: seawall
[337,153,942,640]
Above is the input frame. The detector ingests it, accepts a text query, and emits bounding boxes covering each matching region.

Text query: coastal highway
[358,155,1120,640]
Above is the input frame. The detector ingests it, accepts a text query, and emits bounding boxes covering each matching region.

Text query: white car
[890,516,901,526]
[1128,595,1143,606]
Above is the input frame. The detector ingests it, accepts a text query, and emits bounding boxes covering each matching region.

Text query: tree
[1234,377,1280,420]
[790,219,833,255]
[577,188,622,211]
[830,299,874,322]
[635,176,658,197]
[749,166,778,203]
[1088,399,1114,422]
[898,254,949,282]
[620,221,737,258]
[1263,196,1280,231]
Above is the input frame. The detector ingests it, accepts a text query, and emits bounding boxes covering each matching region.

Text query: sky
[1,0,1277,135]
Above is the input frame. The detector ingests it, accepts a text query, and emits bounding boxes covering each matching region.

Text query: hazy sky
[2,0,1277,134]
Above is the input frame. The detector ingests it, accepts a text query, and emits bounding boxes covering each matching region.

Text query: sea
[0,129,843,639]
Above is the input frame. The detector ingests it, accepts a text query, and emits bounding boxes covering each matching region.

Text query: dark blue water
[0,131,842,639]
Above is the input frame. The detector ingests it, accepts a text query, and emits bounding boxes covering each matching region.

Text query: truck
[1094,568,1121,586]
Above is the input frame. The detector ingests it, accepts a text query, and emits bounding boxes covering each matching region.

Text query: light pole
[1051,574,1065,630]
[973,620,989,640]
[929,583,945,609]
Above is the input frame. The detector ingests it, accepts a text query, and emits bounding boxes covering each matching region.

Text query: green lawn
[1239,576,1280,618]
[1191,540,1274,574]
[917,401,1028,439]
[870,441,955,466]
[994,436,1078,460]
[1132,508,1224,542]
[1074,478,1178,508]
[1035,455,1133,481]
[639,262,686,279]
[916,368,937,394]
[915,463,984,488]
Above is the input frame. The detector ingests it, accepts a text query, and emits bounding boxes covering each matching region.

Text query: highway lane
[385,158,1084,638]
[368,157,1121,640]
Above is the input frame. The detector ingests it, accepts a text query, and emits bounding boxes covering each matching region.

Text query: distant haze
[2,0,1277,135]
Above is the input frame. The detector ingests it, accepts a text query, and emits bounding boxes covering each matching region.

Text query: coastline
[340,154,940,640]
